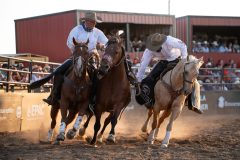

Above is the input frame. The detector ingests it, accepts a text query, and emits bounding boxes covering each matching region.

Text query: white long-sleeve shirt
[67,24,108,53]
[136,36,188,82]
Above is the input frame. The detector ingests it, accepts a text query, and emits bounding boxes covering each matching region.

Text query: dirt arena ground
[0,106,239,160]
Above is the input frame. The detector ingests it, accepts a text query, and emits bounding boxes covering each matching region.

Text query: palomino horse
[55,38,92,142]
[79,32,131,146]
[146,55,204,147]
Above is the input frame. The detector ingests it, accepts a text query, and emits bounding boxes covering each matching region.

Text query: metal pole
[168,0,171,15]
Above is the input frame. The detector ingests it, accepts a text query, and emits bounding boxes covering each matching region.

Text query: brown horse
[79,32,131,146]
[145,55,203,147]
[55,38,92,142]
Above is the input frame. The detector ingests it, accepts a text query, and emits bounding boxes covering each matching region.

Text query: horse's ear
[117,30,124,37]
[73,37,78,46]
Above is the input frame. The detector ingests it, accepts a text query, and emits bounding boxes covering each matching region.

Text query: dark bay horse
[79,32,131,146]
[55,38,92,142]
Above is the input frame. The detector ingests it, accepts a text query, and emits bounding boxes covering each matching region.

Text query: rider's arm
[66,26,79,53]
[97,30,108,46]
[171,37,188,59]
[136,49,154,82]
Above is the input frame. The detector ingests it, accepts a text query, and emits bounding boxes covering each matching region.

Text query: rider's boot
[186,80,203,114]
[187,94,203,114]
[43,59,72,105]
[43,74,64,105]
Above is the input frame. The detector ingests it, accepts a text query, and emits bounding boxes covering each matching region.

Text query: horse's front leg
[97,112,113,143]
[67,102,88,139]
[161,102,184,148]
[147,108,159,144]
[79,112,93,137]
[90,110,102,146]
[141,108,153,133]
[55,100,69,142]
[106,109,122,143]
[154,109,171,139]
[47,104,59,142]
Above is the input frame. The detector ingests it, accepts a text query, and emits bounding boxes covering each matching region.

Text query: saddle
[135,61,178,107]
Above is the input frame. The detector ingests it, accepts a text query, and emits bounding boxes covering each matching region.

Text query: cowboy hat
[146,33,167,51]
[81,11,103,23]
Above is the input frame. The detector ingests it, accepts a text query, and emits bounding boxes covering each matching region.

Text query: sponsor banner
[0,93,23,132]
[200,91,240,114]
[21,93,51,131]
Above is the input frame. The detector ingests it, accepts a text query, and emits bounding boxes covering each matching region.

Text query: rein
[113,47,125,67]
[162,61,195,99]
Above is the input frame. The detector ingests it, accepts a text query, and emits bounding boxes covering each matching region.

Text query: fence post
[28,61,33,93]
[6,58,10,92]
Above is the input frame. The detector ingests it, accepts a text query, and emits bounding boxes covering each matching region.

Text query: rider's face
[85,19,96,30]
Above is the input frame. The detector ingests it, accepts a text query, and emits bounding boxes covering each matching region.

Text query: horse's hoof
[56,132,65,141]
[53,140,61,145]
[141,128,147,133]
[97,134,103,143]
[161,143,168,148]
[39,140,51,144]
[106,134,115,143]
[148,140,154,145]
[79,127,86,137]
[66,129,76,139]
[47,130,54,142]
[90,140,95,145]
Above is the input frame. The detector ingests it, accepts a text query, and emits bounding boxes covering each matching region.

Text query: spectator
[233,39,240,53]
[210,41,219,52]
[202,41,210,53]
[218,41,228,53]
[31,65,41,82]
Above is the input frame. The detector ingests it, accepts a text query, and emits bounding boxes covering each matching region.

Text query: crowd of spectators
[129,34,148,52]
[194,58,240,90]
[126,54,240,91]
[192,34,240,53]
[0,62,52,91]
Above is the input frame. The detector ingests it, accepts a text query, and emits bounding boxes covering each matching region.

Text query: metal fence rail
[0,55,60,92]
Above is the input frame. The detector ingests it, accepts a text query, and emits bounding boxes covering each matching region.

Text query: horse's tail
[29,73,54,89]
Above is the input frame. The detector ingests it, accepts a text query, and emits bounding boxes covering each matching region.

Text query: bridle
[164,60,198,97]
[72,43,89,78]
[98,37,125,78]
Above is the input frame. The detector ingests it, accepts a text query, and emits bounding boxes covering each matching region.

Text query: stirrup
[135,83,141,96]
[43,98,52,105]
[88,104,95,114]
[192,107,203,114]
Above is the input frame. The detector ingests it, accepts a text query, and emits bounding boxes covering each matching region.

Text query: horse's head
[182,55,204,95]
[72,37,89,77]
[97,30,125,79]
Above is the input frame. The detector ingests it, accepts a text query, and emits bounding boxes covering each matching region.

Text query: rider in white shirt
[43,11,108,105]
[135,33,202,114]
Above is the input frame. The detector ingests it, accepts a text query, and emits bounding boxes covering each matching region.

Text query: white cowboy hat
[81,11,103,23]
[212,41,218,46]
[146,33,167,51]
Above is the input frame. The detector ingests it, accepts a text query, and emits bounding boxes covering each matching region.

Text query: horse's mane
[181,55,198,63]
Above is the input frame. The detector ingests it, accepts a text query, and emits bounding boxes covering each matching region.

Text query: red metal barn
[15,10,175,63]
